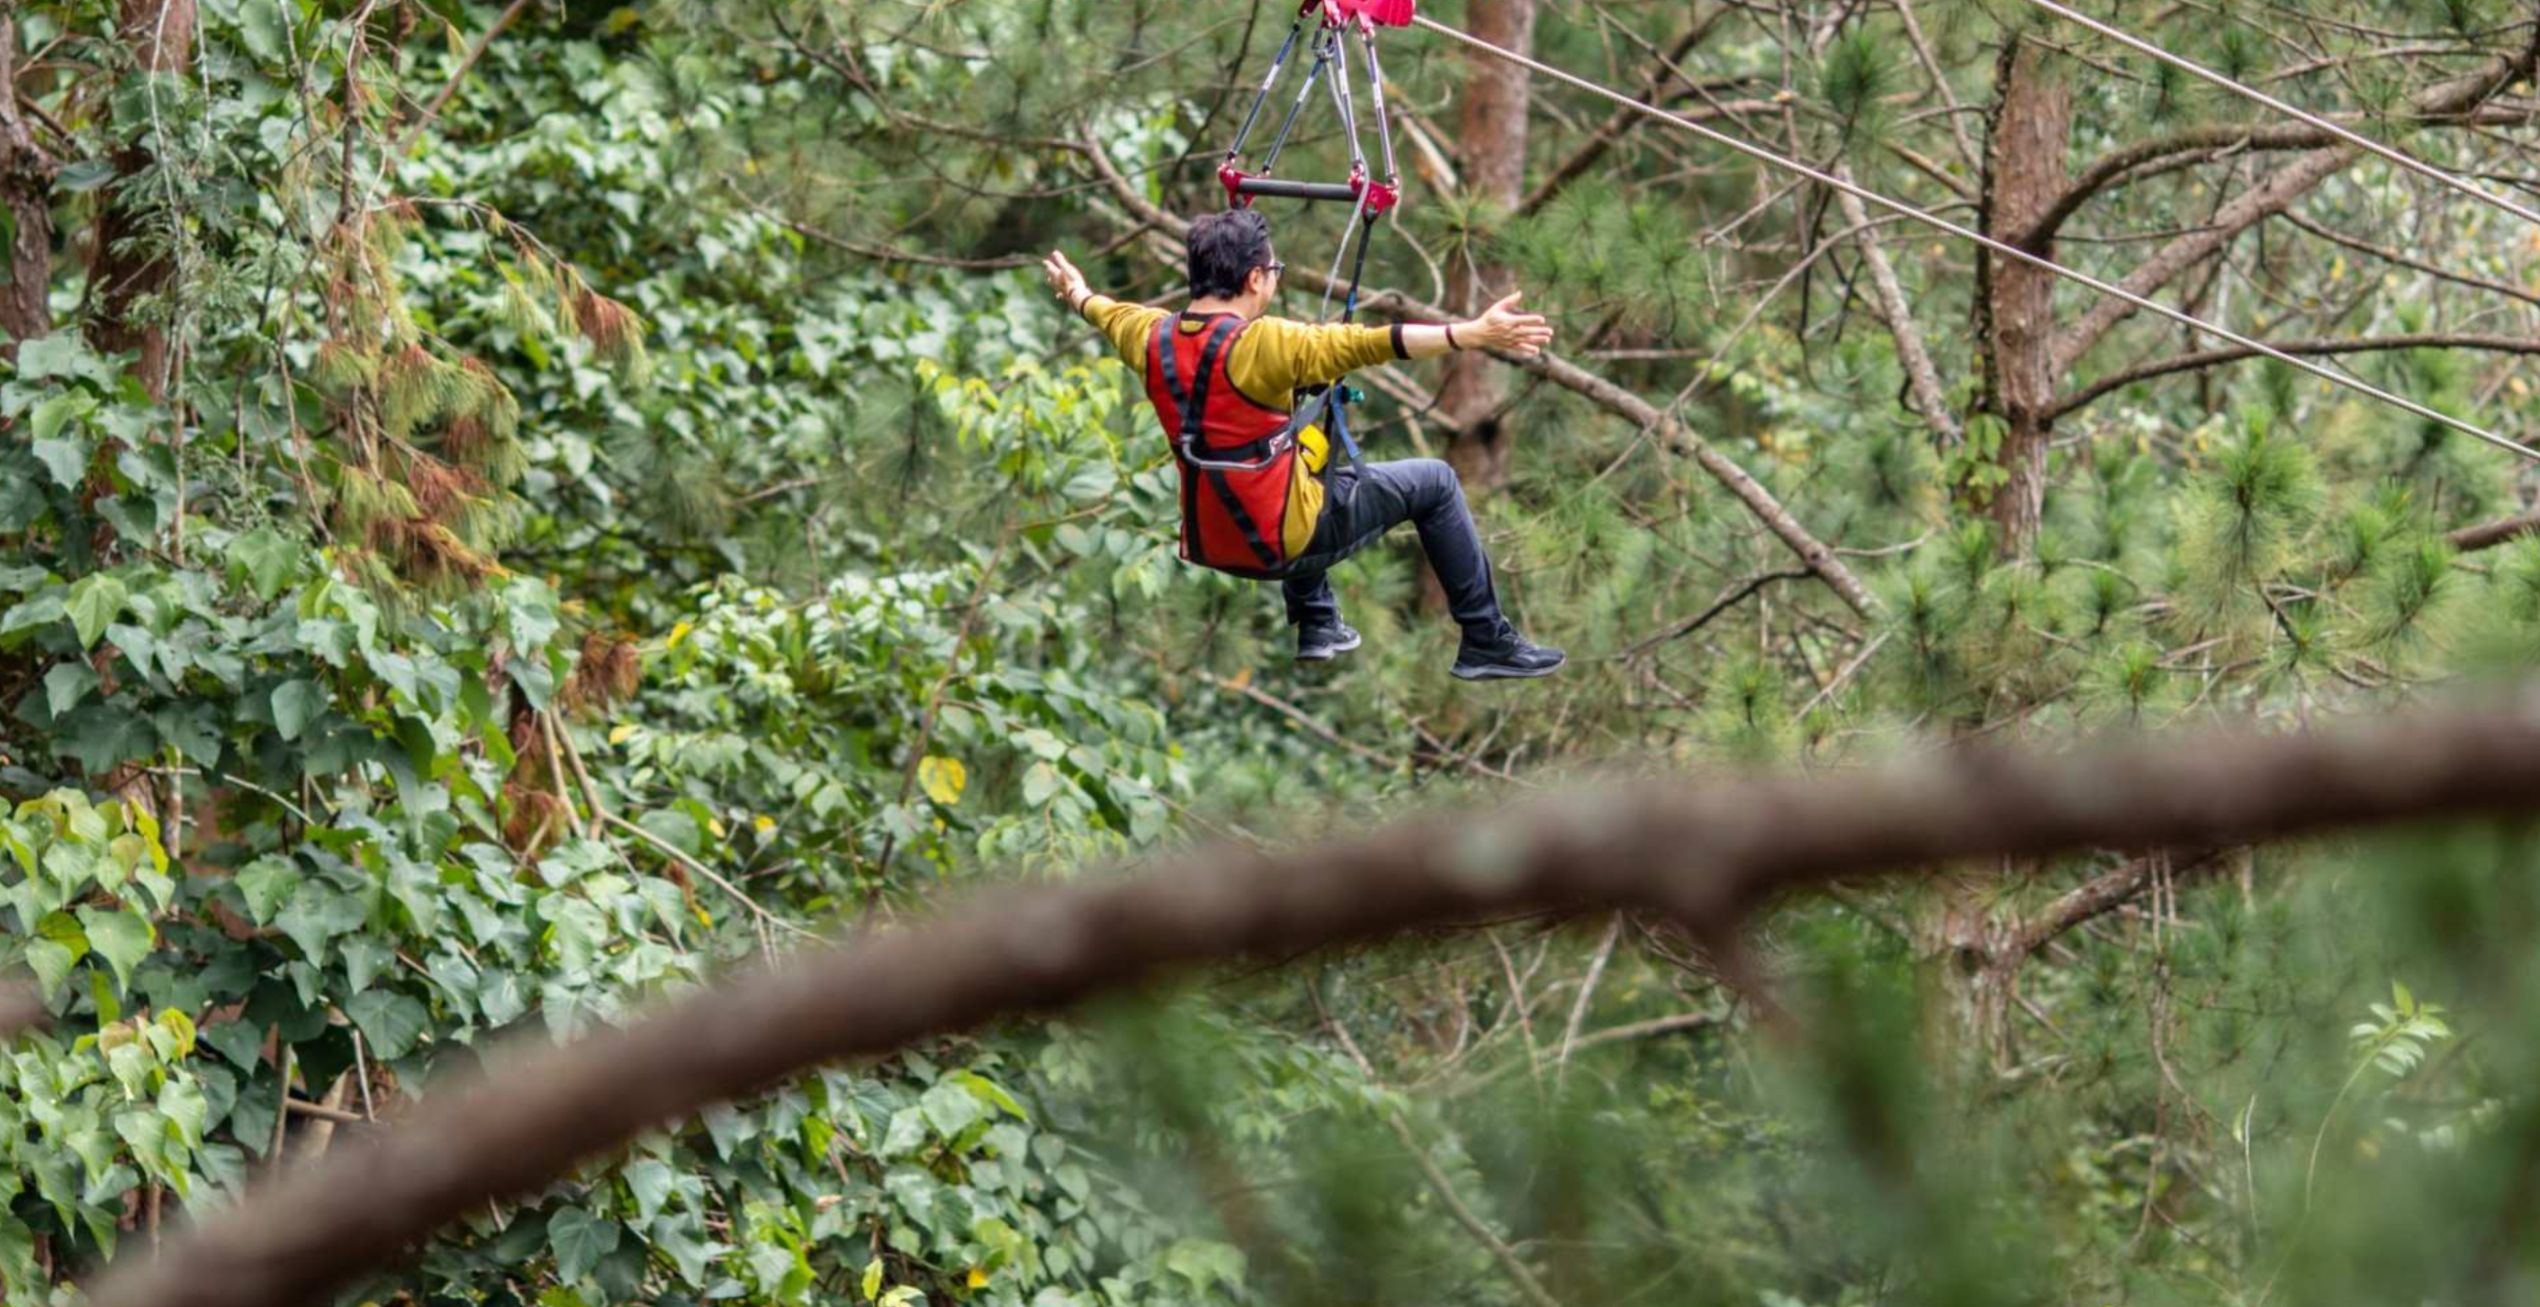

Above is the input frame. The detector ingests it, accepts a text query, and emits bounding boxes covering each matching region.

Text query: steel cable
[1411,14,2539,462]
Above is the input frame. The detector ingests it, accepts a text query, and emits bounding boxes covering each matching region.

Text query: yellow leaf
[706,816,727,839]
[666,621,693,649]
[967,1268,990,1289]
[753,814,776,834]
[608,723,636,746]
[1225,667,1253,691]
[861,1260,883,1302]
[917,756,967,806]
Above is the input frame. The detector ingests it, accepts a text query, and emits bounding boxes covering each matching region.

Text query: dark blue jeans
[1279,458,1513,644]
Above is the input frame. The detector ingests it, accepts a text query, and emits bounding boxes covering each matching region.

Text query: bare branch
[725,179,1045,270]
[1894,0,1980,171]
[1554,914,1624,1078]
[2049,144,2359,373]
[2007,849,2225,962]
[2049,332,2540,420]
[1616,568,1815,660]
[1518,10,1729,217]
[2449,508,2540,553]
[1318,996,1569,1307]
[92,684,2540,1307]
[391,0,534,156]
[2034,35,2540,248]
[2048,28,2540,370]
[1836,171,1961,444]
[2033,122,2346,247]
[1193,669,1399,770]
[2279,210,2540,311]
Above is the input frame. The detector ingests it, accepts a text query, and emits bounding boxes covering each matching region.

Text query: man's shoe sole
[1451,655,1566,681]
[1297,632,1364,663]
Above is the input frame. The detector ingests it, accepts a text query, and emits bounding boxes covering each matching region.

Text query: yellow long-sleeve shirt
[1078,296,1408,410]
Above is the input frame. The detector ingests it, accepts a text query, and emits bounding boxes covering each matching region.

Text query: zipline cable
[2019,0,2540,232]
[1410,14,2540,463]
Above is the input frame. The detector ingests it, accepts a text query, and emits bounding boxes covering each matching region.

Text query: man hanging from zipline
[1042,209,1565,680]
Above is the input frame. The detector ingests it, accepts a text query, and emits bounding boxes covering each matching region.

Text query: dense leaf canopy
[7,0,2540,1304]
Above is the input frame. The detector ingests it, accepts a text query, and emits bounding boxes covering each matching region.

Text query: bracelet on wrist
[1444,323,1459,351]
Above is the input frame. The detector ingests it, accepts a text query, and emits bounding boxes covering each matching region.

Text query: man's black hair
[1186,208,1275,299]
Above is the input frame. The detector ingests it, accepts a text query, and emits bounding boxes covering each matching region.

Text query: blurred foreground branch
[91,684,2540,1307]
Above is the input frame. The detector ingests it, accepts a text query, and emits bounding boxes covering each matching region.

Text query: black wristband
[1389,323,1408,359]
[1444,323,1459,351]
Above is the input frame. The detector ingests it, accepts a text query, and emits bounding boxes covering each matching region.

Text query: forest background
[8,0,2540,1303]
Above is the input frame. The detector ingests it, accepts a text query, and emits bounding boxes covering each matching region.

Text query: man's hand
[1042,250,1090,311]
[1456,292,1554,357]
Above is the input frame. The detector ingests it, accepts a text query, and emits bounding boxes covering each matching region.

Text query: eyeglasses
[1263,261,1286,278]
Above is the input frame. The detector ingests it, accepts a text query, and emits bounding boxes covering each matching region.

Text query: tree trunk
[1437,0,1535,493]
[1916,869,2019,1076]
[1972,39,2067,559]
[0,12,54,359]
[88,0,196,399]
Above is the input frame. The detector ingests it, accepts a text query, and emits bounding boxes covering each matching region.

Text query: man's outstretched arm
[1249,292,1557,393]
[1043,250,1161,371]
[1401,293,1555,360]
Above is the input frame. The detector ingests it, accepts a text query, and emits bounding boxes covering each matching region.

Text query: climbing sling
[1196,0,1417,523]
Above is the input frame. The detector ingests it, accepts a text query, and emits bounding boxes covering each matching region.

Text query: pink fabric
[1328,0,1414,27]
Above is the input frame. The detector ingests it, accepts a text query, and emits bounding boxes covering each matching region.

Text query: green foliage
[10,1,2540,1303]
[1817,28,1900,153]
[1500,180,1714,338]
[2175,417,2323,635]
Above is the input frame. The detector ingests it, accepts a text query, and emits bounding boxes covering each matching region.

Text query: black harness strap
[1152,315,1191,554]
[1183,316,1240,434]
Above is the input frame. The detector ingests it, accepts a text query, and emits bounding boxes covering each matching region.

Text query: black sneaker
[1451,634,1566,681]
[1297,621,1364,663]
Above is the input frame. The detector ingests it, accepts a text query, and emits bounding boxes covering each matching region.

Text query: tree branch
[1835,171,1961,444]
[1318,997,1568,1307]
[2050,332,2540,421]
[2279,210,2540,311]
[91,684,2540,1307]
[2034,32,2540,249]
[1616,568,1814,660]
[2006,849,2225,962]
[1894,0,1979,172]
[391,0,533,155]
[2047,31,2540,370]
[1193,669,1398,770]
[1517,10,1728,217]
[2449,508,2540,553]
[2034,122,2343,247]
[2049,144,2359,374]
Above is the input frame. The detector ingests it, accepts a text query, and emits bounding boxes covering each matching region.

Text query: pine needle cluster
[1817,28,1901,157]
[1500,180,1714,338]
[299,202,646,600]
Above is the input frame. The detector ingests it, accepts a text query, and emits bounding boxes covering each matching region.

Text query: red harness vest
[1143,314,1305,577]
